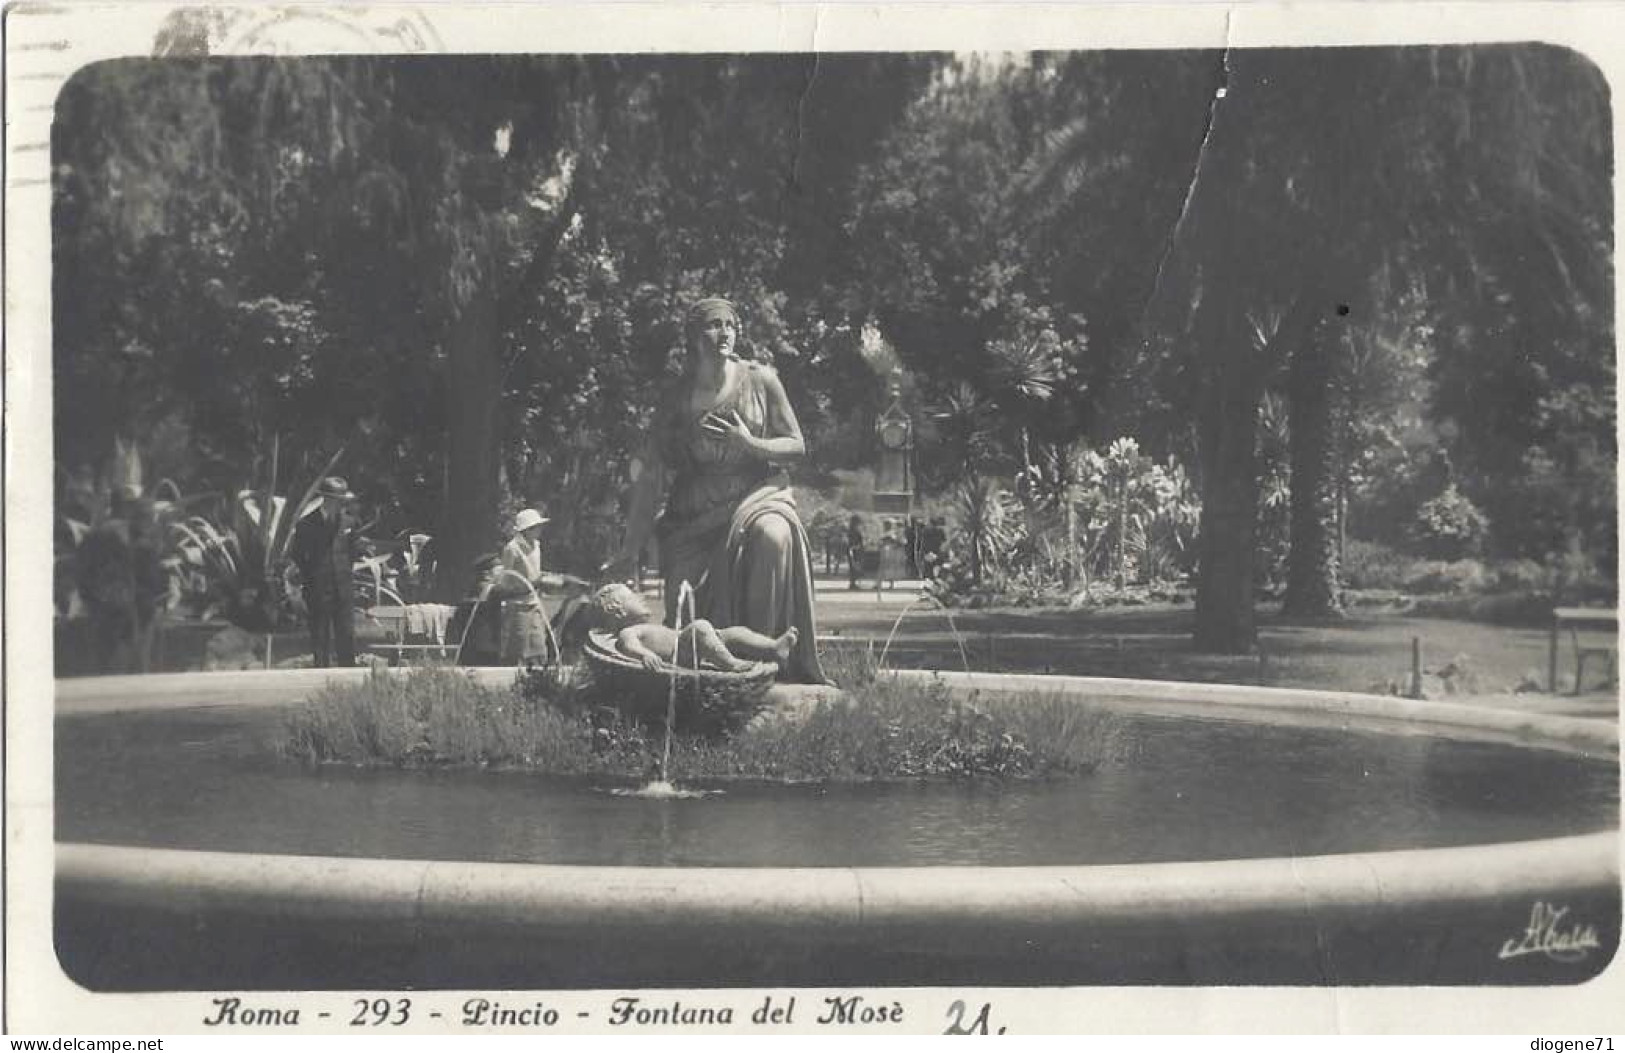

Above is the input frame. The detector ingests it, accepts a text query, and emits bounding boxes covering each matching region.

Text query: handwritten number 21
[944,1000,1004,1035]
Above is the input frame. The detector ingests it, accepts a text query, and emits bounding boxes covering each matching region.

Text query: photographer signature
[1498,902,1602,963]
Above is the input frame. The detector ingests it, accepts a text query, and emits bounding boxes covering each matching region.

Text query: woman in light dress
[499,507,587,664]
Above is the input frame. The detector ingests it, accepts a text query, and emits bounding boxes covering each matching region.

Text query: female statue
[607,298,826,683]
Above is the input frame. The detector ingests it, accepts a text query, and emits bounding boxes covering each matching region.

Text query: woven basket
[581,630,779,735]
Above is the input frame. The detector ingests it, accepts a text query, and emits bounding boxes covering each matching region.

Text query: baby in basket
[590,583,797,673]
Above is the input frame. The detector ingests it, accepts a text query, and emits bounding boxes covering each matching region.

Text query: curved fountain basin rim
[56,671,1619,936]
[56,832,1621,929]
[891,669,1619,755]
[57,666,1615,755]
[57,666,1618,757]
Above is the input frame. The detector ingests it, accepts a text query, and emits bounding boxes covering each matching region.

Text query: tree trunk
[1065,492,1078,589]
[429,160,582,603]
[435,290,503,602]
[1193,346,1263,653]
[1184,117,1280,657]
[1282,321,1345,618]
[1181,77,1273,655]
[1337,479,1347,574]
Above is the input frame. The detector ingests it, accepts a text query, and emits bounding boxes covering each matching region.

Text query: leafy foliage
[56,54,936,591]
[1412,483,1491,561]
[53,48,1613,645]
[929,438,1199,607]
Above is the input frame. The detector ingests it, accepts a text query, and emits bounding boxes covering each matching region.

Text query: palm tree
[1022,46,1611,649]
[952,476,1020,586]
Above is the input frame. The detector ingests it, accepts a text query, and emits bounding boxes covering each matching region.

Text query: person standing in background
[77,486,141,673]
[922,516,948,580]
[289,476,359,668]
[499,507,588,665]
[846,514,866,591]
[451,554,505,666]
[125,493,166,671]
[877,525,906,591]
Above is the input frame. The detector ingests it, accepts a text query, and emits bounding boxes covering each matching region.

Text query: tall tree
[56,56,613,592]
[1145,45,1611,644]
[56,53,934,586]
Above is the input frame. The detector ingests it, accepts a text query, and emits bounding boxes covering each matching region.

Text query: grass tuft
[279,666,1126,782]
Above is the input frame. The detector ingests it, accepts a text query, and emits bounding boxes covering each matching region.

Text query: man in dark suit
[845,515,865,590]
[289,476,358,667]
[922,516,949,580]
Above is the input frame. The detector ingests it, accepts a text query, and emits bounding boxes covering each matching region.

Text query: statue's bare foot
[773,628,798,665]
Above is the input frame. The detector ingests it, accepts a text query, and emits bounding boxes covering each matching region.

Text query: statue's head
[684,297,739,360]
[591,582,651,630]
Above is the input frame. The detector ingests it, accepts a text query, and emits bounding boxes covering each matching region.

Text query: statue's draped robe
[654,361,826,683]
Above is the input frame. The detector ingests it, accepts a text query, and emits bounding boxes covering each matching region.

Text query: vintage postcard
[5,0,1623,1036]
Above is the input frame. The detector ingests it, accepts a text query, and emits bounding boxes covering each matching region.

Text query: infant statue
[590,583,797,673]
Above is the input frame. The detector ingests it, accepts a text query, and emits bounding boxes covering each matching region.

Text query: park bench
[1549,607,1619,695]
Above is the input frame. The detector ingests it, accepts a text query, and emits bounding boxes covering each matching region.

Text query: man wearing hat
[289,476,359,667]
[499,507,589,664]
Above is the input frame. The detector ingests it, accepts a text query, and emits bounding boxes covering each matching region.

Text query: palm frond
[991,337,1062,401]
[1012,115,1092,212]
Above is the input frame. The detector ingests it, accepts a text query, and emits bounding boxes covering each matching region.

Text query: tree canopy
[54,46,1613,636]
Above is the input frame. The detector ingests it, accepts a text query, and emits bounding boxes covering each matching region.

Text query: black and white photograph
[6,0,1623,1035]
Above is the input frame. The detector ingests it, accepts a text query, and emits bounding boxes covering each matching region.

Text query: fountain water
[655,581,698,790]
[879,591,971,673]
[452,584,492,663]
[493,569,564,667]
[611,580,710,800]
